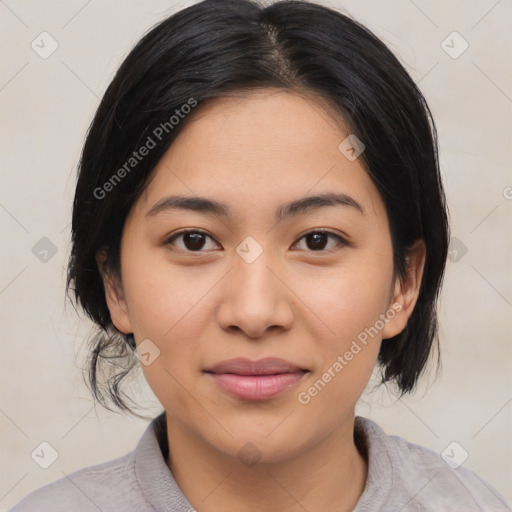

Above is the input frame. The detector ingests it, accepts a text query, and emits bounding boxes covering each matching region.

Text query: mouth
[204,357,309,400]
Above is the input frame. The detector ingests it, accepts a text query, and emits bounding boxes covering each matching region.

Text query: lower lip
[207,372,306,400]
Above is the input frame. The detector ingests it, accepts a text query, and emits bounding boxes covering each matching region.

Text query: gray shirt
[9,413,511,511]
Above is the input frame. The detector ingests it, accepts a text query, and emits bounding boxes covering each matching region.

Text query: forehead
[135,89,385,225]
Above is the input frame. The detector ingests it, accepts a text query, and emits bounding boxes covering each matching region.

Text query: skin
[98,89,425,512]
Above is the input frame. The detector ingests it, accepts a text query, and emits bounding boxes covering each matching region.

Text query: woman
[10,0,511,510]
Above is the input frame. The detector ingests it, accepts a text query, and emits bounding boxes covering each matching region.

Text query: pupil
[184,232,205,250]
[308,233,327,250]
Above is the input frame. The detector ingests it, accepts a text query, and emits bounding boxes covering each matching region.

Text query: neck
[164,412,368,512]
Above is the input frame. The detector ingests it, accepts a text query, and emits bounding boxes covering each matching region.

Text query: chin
[220,423,308,463]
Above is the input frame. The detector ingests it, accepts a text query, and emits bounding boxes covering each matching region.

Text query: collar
[134,412,391,511]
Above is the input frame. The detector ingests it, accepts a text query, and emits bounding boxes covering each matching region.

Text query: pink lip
[204,357,308,400]
[205,357,307,375]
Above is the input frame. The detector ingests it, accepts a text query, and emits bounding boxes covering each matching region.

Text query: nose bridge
[236,248,277,298]
[216,241,294,337]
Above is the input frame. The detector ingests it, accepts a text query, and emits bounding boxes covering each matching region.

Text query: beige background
[1,0,511,509]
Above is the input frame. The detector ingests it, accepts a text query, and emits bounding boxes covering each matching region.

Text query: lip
[204,357,309,401]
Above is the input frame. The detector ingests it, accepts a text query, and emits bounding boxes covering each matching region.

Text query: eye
[292,230,347,252]
[164,229,220,252]
[164,229,347,253]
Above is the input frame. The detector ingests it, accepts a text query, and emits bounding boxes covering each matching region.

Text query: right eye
[164,229,221,252]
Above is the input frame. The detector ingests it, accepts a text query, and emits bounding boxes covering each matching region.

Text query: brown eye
[165,230,219,252]
[294,231,347,252]
[182,232,207,251]
[305,232,329,250]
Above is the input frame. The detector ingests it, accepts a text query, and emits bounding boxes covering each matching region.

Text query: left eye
[292,231,346,251]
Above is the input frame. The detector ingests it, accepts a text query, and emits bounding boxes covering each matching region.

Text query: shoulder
[388,431,510,511]
[8,451,147,512]
[355,416,512,512]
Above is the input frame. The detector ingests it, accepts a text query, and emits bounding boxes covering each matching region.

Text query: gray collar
[133,412,391,511]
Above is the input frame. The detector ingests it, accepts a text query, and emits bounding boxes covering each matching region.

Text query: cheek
[297,254,393,346]
[293,268,388,419]
[120,247,216,387]
[121,244,210,337]
[122,257,214,417]
[291,249,393,412]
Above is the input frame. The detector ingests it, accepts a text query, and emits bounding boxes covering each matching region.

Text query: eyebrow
[146,192,365,220]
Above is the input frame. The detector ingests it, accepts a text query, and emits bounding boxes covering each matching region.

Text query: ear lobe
[96,250,132,334]
[382,240,426,340]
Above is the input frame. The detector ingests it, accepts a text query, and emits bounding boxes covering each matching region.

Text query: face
[101,89,422,464]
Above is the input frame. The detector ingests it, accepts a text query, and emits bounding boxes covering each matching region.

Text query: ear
[96,249,133,335]
[382,240,426,339]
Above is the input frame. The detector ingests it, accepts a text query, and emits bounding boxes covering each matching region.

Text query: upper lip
[204,357,308,376]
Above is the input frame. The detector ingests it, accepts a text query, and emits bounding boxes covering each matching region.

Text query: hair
[66,0,449,418]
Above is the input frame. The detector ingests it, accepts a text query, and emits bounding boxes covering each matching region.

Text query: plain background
[1,0,511,509]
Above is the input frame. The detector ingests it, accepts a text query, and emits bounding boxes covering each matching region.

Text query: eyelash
[164,229,348,254]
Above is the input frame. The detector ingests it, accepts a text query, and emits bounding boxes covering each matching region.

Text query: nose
[216,250,295,339]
